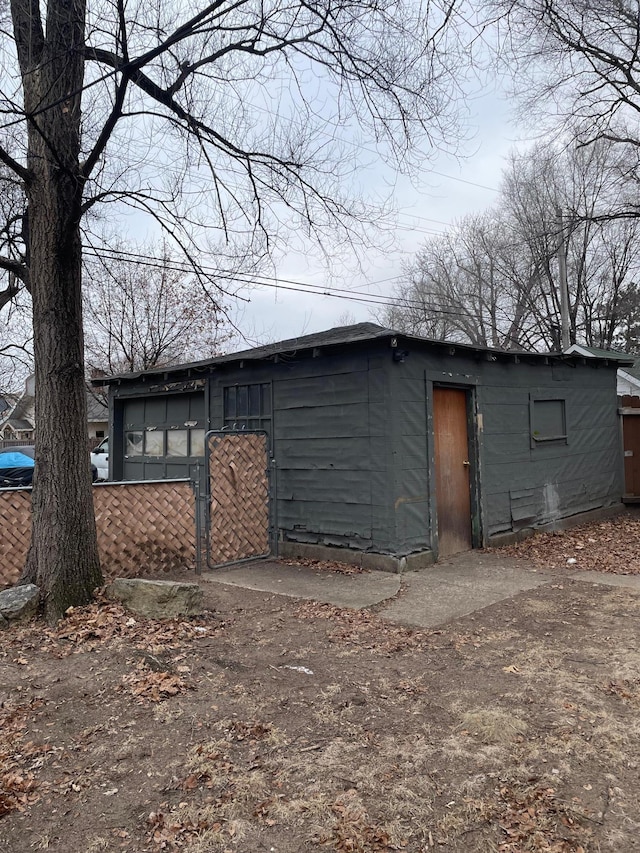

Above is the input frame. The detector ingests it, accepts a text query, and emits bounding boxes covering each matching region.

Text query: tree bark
[12,0,102,619]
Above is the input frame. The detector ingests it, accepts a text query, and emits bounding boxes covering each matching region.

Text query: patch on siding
[542,483,561,523]
[510,483,564,529]
[509,488,539,528]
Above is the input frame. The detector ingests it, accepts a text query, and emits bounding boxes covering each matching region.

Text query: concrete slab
[570,571,640,591]
[201,553,640,630]
[202,551,558,627]
[201,560,401,609]
[379,552,552,628]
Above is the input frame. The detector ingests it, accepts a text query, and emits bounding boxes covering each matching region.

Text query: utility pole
[556,207,570,350]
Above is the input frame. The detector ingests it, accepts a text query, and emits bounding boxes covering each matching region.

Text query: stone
[106,578,203,618]
[0,584,40,624]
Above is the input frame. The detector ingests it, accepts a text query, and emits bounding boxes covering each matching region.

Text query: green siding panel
[109,338,622,557]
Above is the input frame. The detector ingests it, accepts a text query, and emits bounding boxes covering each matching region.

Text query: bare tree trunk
[20,189,102,616]
[13,0,102,619]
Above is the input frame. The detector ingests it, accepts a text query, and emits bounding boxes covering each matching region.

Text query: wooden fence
[0,480,196,587]
[621,395,640,501]
[0,439,102,451]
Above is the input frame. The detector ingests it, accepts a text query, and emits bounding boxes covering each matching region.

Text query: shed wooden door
[433,387,473,556]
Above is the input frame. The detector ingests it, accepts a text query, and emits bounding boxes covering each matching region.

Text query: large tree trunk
[13,0,102,619]
[20,190,103,619]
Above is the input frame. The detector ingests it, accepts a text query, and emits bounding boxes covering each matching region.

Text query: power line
[83,207,573,279]
[81,244,527,322]
[83,243,407,291]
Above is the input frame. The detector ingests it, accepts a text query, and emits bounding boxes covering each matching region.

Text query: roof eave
[91,325,630,387]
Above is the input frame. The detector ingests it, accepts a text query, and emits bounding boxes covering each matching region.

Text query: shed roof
[93,322,631,386]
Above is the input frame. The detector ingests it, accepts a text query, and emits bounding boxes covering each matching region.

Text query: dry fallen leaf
[499,512,640,575]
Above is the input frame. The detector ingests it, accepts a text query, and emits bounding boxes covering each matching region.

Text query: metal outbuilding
[94,323,626,570]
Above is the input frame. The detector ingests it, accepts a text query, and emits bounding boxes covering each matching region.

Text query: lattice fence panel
[208,432,269,566]
[95,482,196,579]
[0,481,196,588]
[0,490,32,586]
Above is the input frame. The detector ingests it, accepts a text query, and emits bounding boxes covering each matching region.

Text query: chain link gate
[198,430,274,570]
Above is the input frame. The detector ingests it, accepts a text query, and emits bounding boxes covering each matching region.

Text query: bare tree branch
[0,144,29,182]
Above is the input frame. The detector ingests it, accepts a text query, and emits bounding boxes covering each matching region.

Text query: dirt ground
[2,524,640,852]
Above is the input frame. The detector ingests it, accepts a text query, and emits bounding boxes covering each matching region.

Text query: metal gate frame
[200,429,275,570]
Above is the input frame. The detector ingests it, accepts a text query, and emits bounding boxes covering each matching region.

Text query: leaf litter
[500,511,640,574]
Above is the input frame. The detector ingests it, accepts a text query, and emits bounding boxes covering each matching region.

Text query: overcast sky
[228,85,525,347]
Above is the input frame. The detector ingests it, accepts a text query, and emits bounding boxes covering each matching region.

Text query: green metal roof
[575,345,632,361]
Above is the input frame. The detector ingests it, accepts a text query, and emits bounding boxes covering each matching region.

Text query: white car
[90,437,109,480]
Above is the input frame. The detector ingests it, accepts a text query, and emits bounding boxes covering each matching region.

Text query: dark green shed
[95,323,625,570]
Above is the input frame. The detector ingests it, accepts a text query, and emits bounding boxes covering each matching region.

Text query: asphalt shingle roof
[93,322,633,386]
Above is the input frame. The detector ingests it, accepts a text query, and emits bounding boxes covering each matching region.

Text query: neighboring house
[564,344,640,396]
[0,393,15,421]
[0,375,108,443]
[0,374,35,440]
[617,364,640,397]
[86,393,109,441]
[94,323,625,569]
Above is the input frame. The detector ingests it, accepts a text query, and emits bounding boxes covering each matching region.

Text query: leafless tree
[611,283,640,353]
[494,0,640,216]
[386,215,514,346]
[502,141,640,348]
[0,0,468,617]
[0,342,31,397]
[0,280,32,397]
[385,209,548,349]
[83,245,231,375]
[387,140,640,351]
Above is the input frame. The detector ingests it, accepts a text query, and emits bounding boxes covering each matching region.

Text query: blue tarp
[0,451,35,468]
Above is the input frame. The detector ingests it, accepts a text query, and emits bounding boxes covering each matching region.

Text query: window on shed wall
[190,429,205,456]
[166,429,188,457]
[166,428,205,458]
[223,383,271,432]
[531,398,567,445]
[125,426,204,458]
[144,431,164,457]
[125,430,144,456]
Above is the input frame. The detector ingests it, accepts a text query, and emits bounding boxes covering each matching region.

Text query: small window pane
[249,384,261,416]
[261,384,271,416]
[237,385,249,417]
[125,431,143,456]
[224,383,272,431]
[224,387,236,419]
[190,429,205,457]
[144,431,164,456]
[167,430,188,457]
